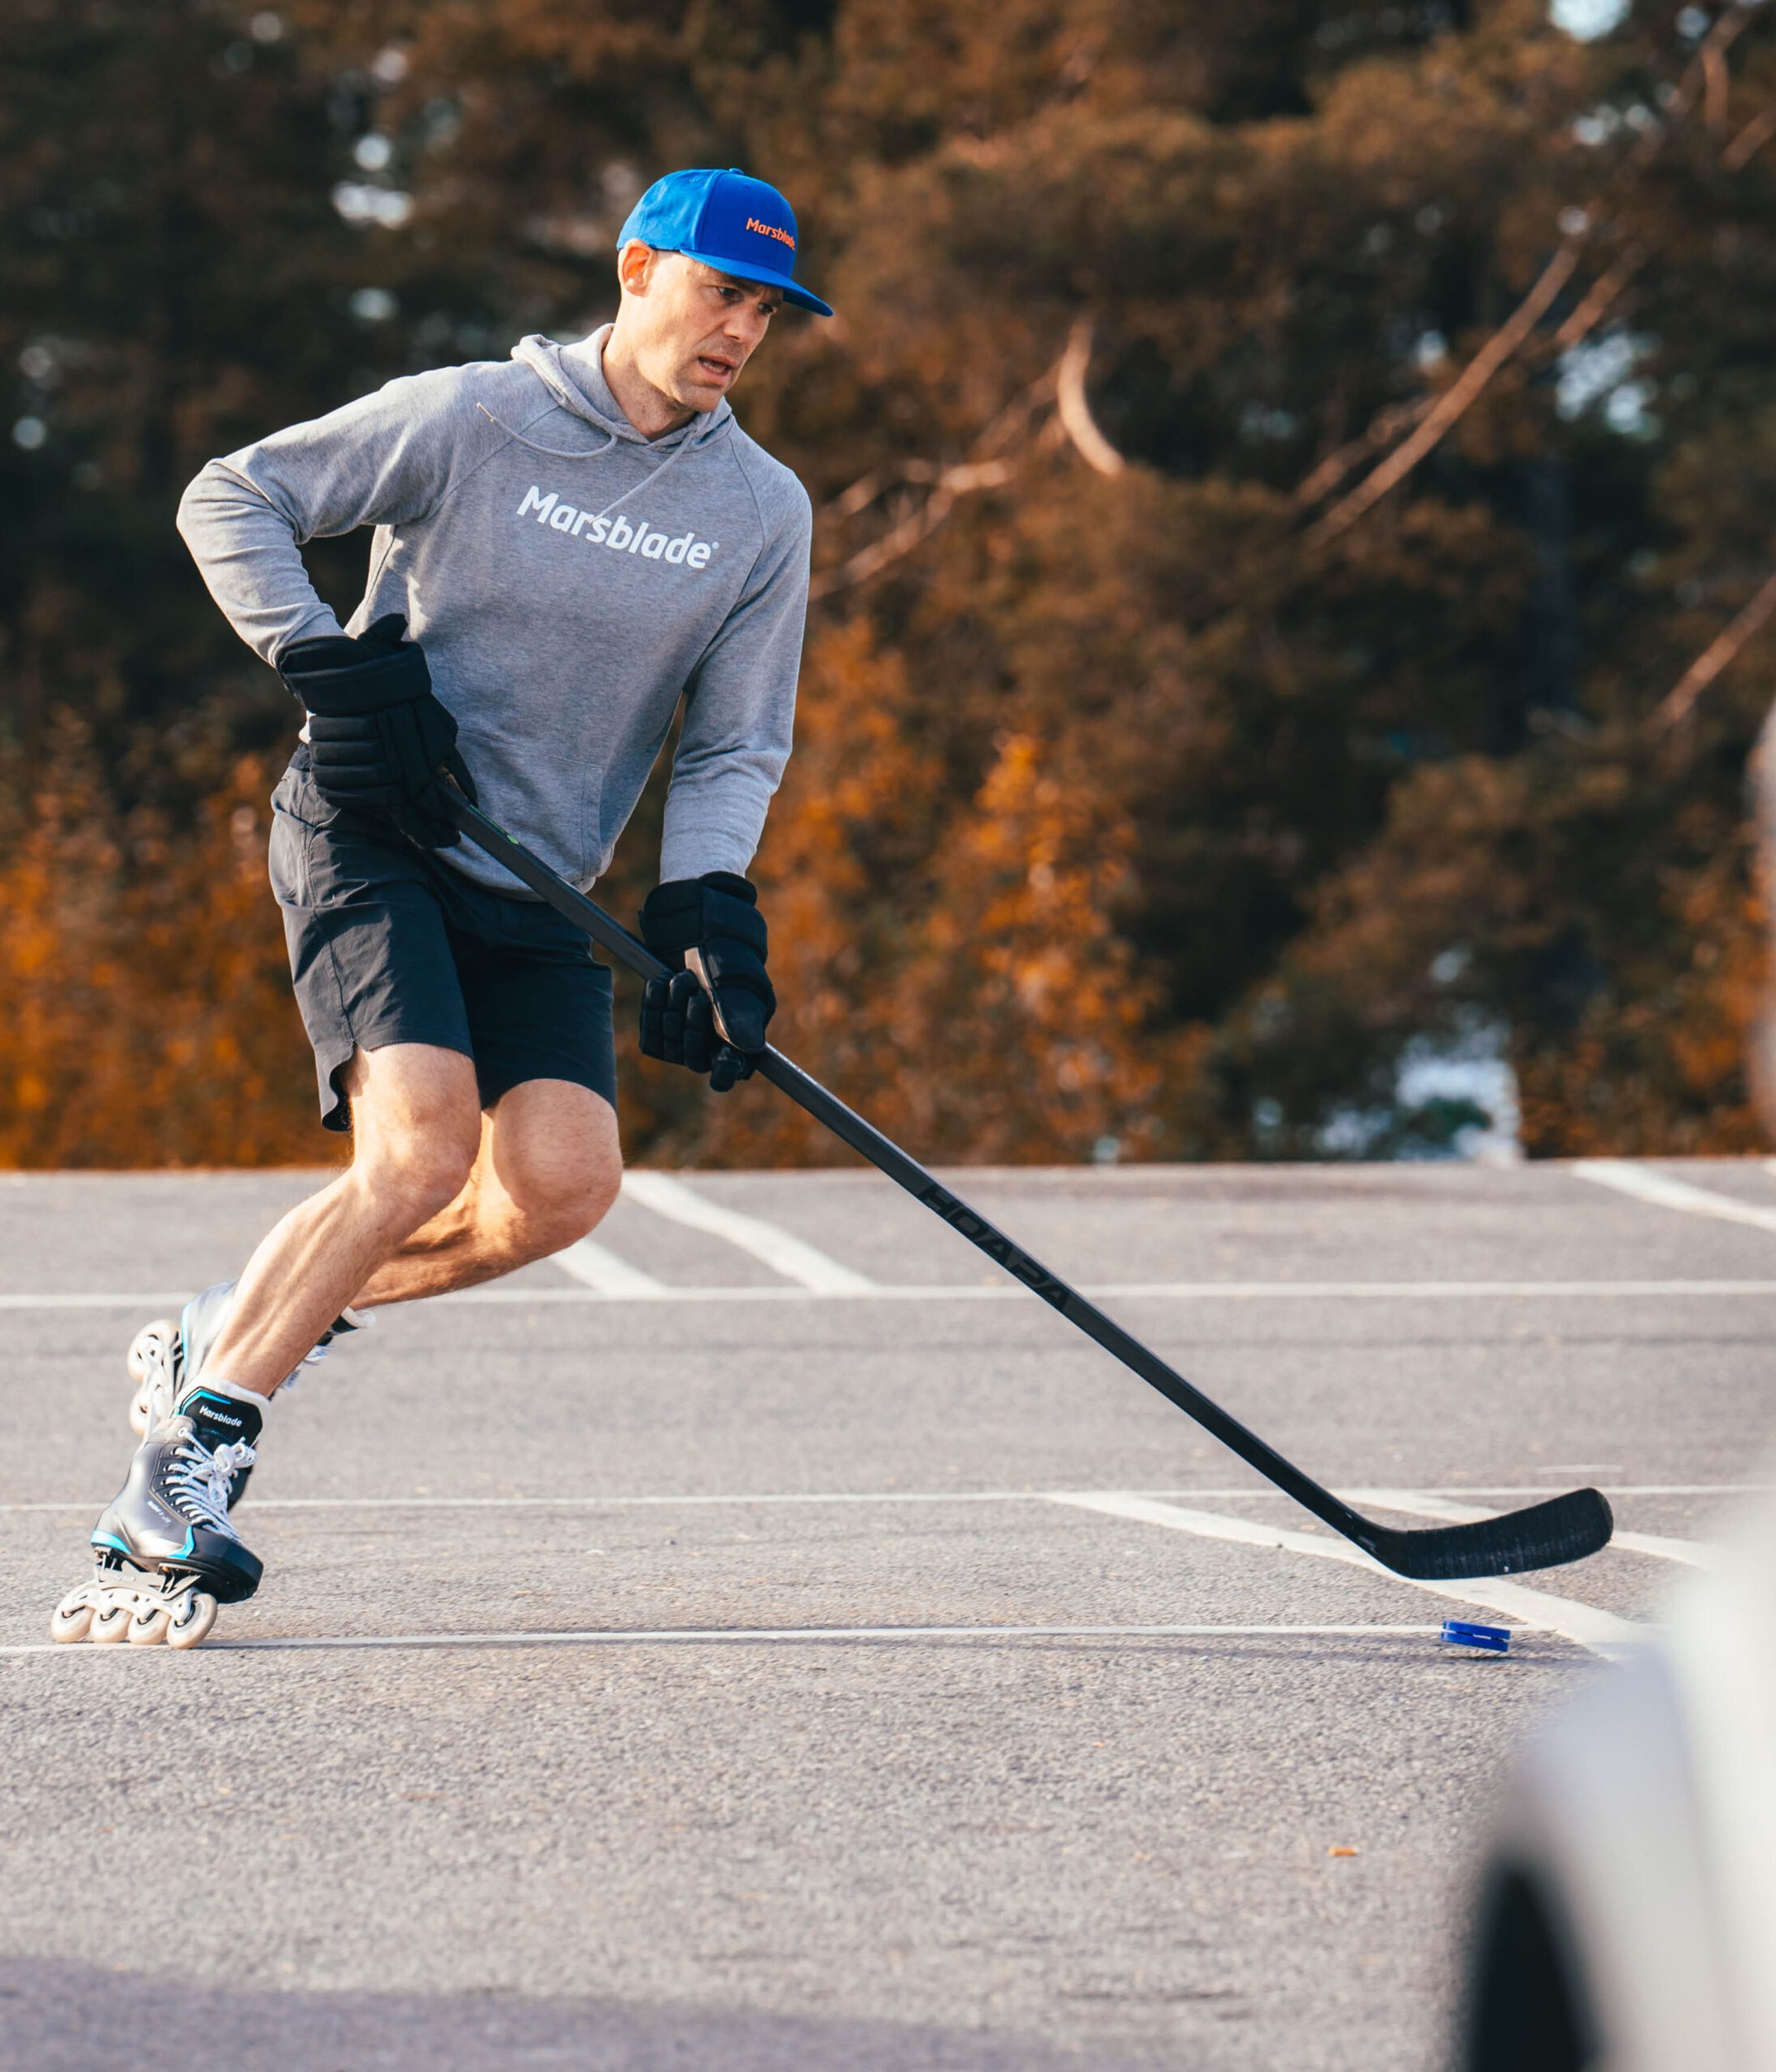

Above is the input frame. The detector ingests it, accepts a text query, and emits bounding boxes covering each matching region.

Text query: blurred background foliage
[3,0,1775,1167]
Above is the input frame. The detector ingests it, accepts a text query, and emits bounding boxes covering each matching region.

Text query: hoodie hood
[512,326,734,455]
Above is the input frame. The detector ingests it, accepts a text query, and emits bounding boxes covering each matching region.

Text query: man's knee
[502,1155,620,1253]
[394,1134,482,1220]
[358,1125,480,1225]
[489,1086,621,1254]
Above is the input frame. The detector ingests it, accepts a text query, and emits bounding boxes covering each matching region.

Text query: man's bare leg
[197,1063,621,1396]
[356,1079,621,1305]
[198,1043,484,1399]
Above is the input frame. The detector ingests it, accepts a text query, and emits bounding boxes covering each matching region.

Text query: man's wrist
[276,614,431,717]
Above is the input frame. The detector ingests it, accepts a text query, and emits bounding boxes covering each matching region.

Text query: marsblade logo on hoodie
[517,485,718,568]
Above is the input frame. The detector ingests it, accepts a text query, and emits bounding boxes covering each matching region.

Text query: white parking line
[1355,1489,1711,1568]
[1044,1492,1643,1657]
[0,1622,1452,1659]
[8,1277,1776,1311]
[1,1483,1761,1515]
[1574,1159,1776,1235]
[549,1237,667,1296]
[617,1172,877,1292]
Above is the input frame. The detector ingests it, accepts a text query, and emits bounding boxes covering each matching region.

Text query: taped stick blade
[1366,1489,1613,1580]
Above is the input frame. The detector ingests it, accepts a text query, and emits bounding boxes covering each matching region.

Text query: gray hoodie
[176,326,811,892]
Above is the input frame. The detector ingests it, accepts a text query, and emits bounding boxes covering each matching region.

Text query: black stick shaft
[446,796,1385,1556]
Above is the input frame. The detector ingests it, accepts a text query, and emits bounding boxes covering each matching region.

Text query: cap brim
[677,247,833,317]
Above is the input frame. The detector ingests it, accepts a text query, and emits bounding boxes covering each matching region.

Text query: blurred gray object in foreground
[1750,704,1776,1143]
[1460,1480,1776,2071]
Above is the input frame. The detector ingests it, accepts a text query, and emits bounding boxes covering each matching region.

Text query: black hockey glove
[275,613,476,849]
[638,873,775,1094]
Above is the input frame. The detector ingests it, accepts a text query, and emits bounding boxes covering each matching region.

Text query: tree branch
[1296,3,1760,540]
[1703,38,1731,137]
[1647,563,1776,733]
[810,459,1021,600]
[1723,104,1776,171]
[826,458,946,522]
[1055,316,1124,475]
[1305,237,1585,547]
[809,332,1107,600]
[1294,398,1430,509]
[1550,240,1650,352]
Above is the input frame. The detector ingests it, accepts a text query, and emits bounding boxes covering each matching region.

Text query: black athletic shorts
[268,751,616,1132]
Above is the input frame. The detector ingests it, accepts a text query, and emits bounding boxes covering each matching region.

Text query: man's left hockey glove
[638,873,775,1094]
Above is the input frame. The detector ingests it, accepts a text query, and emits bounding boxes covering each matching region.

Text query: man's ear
[617,240,656,296]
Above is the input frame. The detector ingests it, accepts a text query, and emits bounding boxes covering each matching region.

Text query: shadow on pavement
[0,1956,1191,2071]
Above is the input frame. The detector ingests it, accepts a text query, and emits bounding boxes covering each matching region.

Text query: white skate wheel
[127,1604,171,1646]
[88,1601,133,1643]
[49,1598,93,1644]
[165,1593,217,1650]
[126,1320,174,1385]
[127,1321,176,1434]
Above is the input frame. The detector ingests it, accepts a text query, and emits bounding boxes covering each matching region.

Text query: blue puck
[1441,1619,1510,1654]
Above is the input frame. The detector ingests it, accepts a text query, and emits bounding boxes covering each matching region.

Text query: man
[51,167,831,1648]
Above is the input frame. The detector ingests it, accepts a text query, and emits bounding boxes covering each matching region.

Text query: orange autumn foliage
[634,625,1211,1169]
[9,1,1776,1166]
[0,742,332,1168]
[1514,842,1770,1158]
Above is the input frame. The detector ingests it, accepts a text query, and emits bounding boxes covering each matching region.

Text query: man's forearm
[659,748,783,882]
[176,460,344,663]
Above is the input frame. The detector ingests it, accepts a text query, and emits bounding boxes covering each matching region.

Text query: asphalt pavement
[3,1156,1771,2069]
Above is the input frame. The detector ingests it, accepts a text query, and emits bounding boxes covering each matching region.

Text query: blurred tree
[2,0,1774,1166]
[0,732,321,1164]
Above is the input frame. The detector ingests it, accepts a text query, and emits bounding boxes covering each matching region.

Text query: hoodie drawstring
[481,323,732,527]
[473,403,702,530]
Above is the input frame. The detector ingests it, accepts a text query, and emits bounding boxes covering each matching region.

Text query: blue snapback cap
[617,167,833,318]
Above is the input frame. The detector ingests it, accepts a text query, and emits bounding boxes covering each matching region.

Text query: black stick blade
[1365,1489,1614,1581]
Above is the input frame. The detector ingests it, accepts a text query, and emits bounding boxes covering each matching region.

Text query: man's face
[620,248,781,414]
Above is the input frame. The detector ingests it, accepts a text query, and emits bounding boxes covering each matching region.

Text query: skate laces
[165,1431,256,1536]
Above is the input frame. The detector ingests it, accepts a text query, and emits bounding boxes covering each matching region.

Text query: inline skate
[51,1380,266,1650]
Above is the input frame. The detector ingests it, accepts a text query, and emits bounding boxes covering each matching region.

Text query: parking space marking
[3,1483,1674,1657]
[1044,1492,1644,1657]
[1358,1488,1711,1567]
[0,1622,1456,1659]
[549,1237,667,1296]
[618,1172,877,1292]
[1,1483,1761,1515]
[0,1292,197,1311]
[1574,1158,1776,1235]
[9,1278,1776,1311]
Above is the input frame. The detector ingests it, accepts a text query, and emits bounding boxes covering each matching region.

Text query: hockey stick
[445,793,1611,1580]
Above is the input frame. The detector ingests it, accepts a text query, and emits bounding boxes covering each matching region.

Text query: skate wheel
[126,1319,174,1384]
[165,1593,217,1650]
[49,1598,93,1644]
[128,1604,171,1647]
[126,1321,176,1433]
[88,1601,133,1643]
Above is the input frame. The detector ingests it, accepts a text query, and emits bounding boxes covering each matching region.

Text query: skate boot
[127,1280,370,1507]
[52,1380,266,1650]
